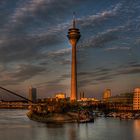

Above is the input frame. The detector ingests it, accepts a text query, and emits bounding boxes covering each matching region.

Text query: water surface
[0,110,140,140]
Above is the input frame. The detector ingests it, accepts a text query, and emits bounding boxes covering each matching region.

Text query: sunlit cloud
[0,0,140,97]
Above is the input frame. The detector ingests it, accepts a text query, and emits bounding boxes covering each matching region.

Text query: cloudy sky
[0,0,140,99]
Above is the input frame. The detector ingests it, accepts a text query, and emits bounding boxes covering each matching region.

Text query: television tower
[67,13,81,101]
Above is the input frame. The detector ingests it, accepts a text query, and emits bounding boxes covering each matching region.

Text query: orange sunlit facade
[133,88,140,110]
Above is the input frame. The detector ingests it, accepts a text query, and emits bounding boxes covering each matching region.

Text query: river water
[0,109,140,140]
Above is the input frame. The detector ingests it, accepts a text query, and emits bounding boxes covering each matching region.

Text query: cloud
[3,0,52,30]
[105,46,131,51]
[77,67,114,87]
[0,37,71,86]
[0,64,46,86]
[0,33,64,64]
[78,3,122,28]
[78,78,94,87]
[34,74,70,90]
[59,59,71,65]
[0,2,124,66]
[77,61,140,88]
[118,68,140,75]
[47,48,71,58]
[117,61,140,75]
[2,0,83,33]
[1,6,126,66]
[0,0,140,96]
[79,26,126,49]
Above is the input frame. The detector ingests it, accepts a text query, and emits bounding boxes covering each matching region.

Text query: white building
[133,88,140,110]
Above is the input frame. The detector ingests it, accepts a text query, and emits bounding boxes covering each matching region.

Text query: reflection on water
[0,110,140,140]
[133,120,140,140]
[69,126,77,140]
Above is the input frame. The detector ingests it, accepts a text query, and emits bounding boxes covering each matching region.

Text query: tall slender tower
[67,14,81,101]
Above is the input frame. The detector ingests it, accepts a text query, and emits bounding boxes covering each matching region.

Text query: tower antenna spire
[73,12,76,28]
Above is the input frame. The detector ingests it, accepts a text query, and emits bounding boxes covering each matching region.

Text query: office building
[133,88,140,110]
[29,87,37,103]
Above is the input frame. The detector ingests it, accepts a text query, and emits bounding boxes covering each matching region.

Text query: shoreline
[104,111,140,120]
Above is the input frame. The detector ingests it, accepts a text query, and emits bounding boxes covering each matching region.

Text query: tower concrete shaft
[67,16,81,101]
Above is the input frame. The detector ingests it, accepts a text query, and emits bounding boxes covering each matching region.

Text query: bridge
[0,86,34,103]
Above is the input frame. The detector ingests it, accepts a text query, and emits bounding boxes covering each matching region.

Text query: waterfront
[0,110,140,140]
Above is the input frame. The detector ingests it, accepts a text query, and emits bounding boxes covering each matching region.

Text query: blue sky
[0,0,140,99]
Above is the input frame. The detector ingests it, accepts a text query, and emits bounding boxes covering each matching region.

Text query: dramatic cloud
[0,64,46,86]
[78,61,140,89]
[117,61,140,75]
[79,25,128,49]
[78,3,122,28]
[105,46,131,51]
[0,0,140,98]
[118,68,140,75]
[47,48,71,58]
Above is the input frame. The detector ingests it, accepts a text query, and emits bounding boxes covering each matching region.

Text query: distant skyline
[0,0,140,99]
